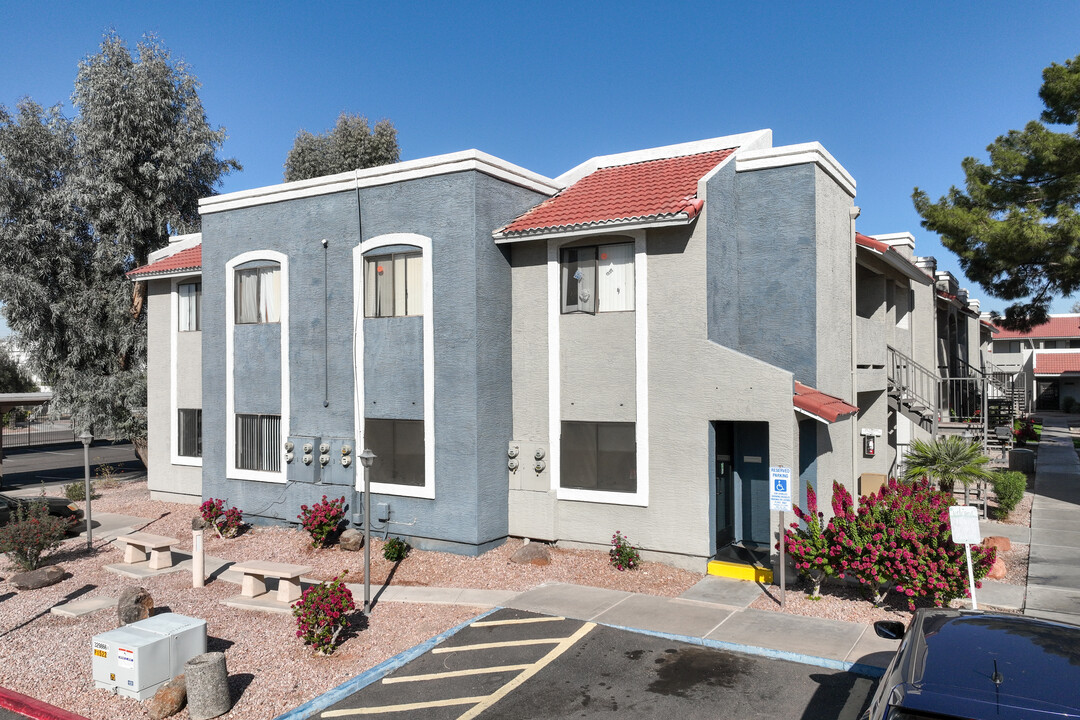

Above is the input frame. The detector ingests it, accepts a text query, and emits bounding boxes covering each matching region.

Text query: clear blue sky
[2,0,1079,334]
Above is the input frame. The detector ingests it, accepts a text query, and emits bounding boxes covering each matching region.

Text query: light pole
[78,430,93,550]
[358,448,376,614]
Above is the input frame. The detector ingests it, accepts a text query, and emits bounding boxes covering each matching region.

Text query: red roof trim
[127,244,202,279]
[993,316,1080,340]
[496,149,734,238]
[793,381,859,423]
[854,232,890,254]
[1034,352,1080,375]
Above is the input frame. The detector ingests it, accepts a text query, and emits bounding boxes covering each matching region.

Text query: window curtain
[597,243,634,311]
[237,270,258,323]
[178,283,200,331]
[405,254,423,316]
[260,267,280,323]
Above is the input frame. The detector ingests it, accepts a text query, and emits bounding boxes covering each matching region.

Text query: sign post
[948,505,982,610]
[769,466,793,608]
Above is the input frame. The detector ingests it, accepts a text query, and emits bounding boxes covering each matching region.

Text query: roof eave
[128,268,202,281]
[494,212,695,244]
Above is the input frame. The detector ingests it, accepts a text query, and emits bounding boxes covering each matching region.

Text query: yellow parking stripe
[431,637,564,654]
[471,616,566,627]
[321,695,487,717]
[455,622,595,720]
[381,664,532,684]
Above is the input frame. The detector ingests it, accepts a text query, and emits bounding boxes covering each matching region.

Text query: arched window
[234,260,281,324]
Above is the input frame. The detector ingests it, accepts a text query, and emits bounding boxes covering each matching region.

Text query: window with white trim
[177,408,202,458]
[365,419,424,486]
[235,262,281,324]
[235,413,281,472]
[560,242,634,314]
[364,252,422,317]
[561,421,636,492]
[178,281,201,331]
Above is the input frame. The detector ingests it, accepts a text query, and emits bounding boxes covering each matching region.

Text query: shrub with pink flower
[609,531,640,571]
[781,482,833,597]
[292,572,355,655]
[298,495,347,548]
[782,477,995,609]
[199,498,244,538]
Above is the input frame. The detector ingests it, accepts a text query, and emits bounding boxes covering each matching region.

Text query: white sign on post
[949,505,982,545]
[769,466,792,512]
[949,505,982,610]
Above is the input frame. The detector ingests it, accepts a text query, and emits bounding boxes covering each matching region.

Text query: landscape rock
[146,675,186,719]
[511,542,551,566]
[339,528,364,552]
[10,565,65,590]
[118,586,154,625]
[982,536,1012,553]
[987,557,1007,580]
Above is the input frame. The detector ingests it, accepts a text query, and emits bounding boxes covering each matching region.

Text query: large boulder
[986,557,1008,580]
[339,528,364,552]
[146,675,186,719]
[10,565,65,590]
[118,586,154,625]
[983,536,1012,553]
[511,542,551,566]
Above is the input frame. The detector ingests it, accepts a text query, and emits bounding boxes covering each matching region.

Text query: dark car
[864,609,1080,719]
[0,492,83,526]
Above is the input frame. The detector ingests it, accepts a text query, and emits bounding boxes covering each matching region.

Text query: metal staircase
[886,346,938,434]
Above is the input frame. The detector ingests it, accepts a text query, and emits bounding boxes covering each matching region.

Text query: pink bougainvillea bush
[199,498,244,538]
[783,477,995,610]
[298,495,347,548]
[781,482,833,597]
[292,572,355,655]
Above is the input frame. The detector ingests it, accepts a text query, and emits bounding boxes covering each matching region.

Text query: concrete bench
[230,561,313,604]
[115,532,181,570]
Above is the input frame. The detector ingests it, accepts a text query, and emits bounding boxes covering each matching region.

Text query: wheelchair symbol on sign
[774,478,787,493]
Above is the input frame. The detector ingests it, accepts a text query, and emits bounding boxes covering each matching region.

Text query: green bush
[609,530,641,571]
[1064,397,1078,414]
[992,471,1027,518]
[0,501,73,571]
[383,537,410,562]
[64,481,94,502]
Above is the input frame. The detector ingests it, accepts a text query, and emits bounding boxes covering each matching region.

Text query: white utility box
[92,613,207,700]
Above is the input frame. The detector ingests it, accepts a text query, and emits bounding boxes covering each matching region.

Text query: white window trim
[352,233,435,499]
[226,250,289,483]
[548,231,649,506]
[170,278,202,467]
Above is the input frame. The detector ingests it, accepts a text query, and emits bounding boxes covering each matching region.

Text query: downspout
[849,206,861,501]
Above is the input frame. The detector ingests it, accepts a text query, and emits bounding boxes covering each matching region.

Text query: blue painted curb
[596,622,887,679]
[272,607,500,720]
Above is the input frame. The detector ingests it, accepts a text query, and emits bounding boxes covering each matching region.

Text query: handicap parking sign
[769,466,792,512]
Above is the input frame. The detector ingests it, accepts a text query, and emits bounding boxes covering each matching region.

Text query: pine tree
[0,33,238,454]
[913,54,1080,331]
[284,112,399,182]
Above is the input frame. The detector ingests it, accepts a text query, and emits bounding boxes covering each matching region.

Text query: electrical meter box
[92,613,206,700]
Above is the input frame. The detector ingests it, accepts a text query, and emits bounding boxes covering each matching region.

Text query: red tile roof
[854,233,890,253]
[1034,352,1080,375]
[993,316,1080,339]
[496,149,734,238]
[855,233,932,284]
[127,244,202,279]
[793,382,859,423]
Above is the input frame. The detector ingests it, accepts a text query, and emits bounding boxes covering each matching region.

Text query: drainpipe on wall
[849,206,861,503]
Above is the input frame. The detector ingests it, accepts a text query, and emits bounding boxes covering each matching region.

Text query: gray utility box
[92,613,207,700]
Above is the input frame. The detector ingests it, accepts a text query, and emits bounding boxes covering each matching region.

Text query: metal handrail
[887,346,939,434]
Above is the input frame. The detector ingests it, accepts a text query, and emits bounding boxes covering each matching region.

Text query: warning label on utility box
[118,647,135,669]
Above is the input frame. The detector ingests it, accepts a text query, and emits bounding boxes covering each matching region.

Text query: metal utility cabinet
[92,613,207,700]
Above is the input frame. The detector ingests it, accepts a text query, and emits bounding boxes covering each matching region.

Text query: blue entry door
[734,422,770,546]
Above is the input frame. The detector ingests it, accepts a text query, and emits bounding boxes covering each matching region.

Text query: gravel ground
[0,481,699,719]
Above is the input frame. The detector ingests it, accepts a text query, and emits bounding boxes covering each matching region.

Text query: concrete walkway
[1025,412,1080,622]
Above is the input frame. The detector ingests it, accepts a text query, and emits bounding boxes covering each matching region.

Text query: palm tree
[903,436,994,506]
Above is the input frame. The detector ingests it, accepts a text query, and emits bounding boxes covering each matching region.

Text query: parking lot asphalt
[0,442,143,492]
[315,608,877,720]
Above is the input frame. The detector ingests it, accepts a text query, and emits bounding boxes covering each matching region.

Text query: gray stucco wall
[146,278,202,503]
[708,162,819,385]
[200,170,545,553]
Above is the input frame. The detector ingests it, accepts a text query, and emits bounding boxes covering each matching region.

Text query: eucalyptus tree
[284,112,399,182]
[0,33,238,454]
